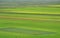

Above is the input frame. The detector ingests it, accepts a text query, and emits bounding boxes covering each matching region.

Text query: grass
[0,7,60,14]
[0,19,60,38]
[0,6,60,38]
[0,13,60,38]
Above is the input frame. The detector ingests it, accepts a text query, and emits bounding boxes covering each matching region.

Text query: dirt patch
[0,28,56,35]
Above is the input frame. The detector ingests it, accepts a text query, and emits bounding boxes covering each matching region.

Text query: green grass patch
[0,7,60,14]
[0,6,60,38]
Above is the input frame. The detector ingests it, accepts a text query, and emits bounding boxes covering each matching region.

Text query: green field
[0,7,60,38]
[0,6,60,14]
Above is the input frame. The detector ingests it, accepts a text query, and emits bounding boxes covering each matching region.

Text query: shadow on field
[0,27,56,35]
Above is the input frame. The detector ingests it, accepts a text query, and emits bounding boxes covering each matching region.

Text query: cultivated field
[0,7,60,38]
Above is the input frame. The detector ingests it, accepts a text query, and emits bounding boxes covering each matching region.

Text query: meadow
[0,6,60,38]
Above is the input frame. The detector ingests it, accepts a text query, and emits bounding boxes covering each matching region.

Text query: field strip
[0,26,57,32]
[0,16,60,21]
[0,27,57,35]
[0,11,60,14]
